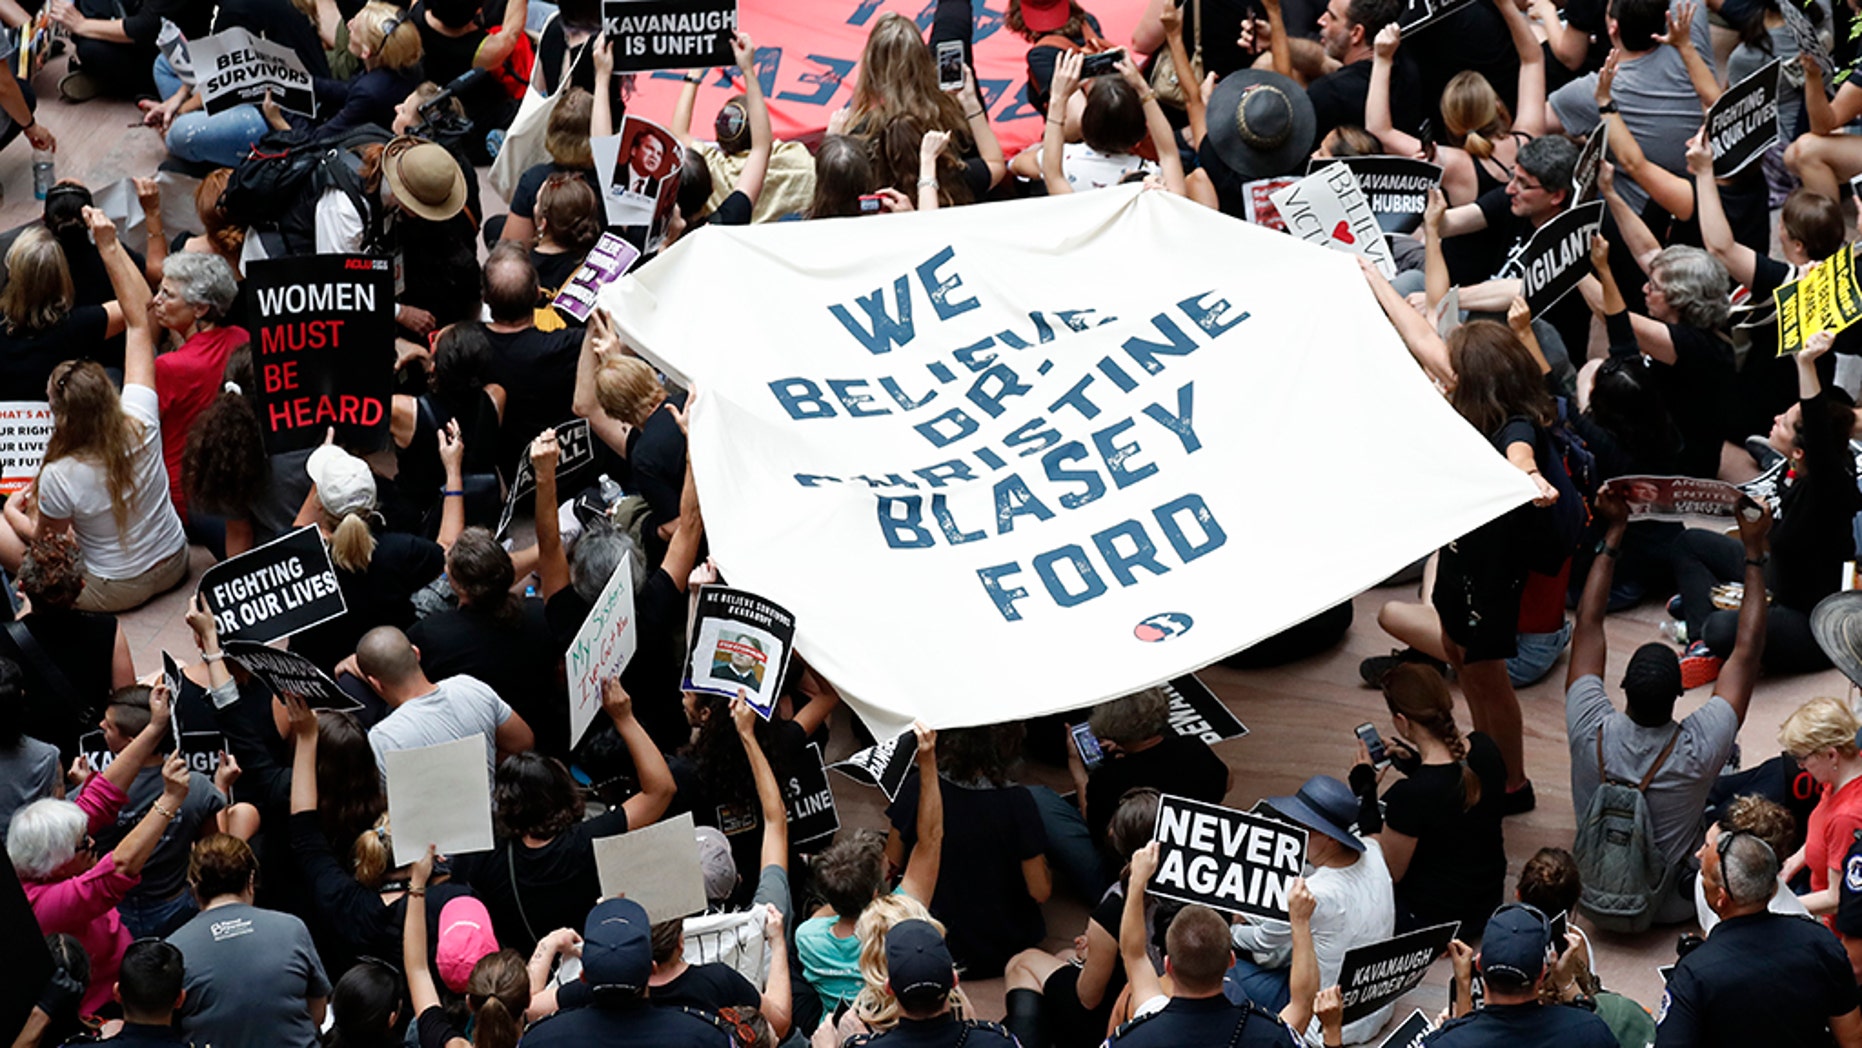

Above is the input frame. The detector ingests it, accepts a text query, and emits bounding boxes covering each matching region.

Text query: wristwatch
[1597,99,1619,115]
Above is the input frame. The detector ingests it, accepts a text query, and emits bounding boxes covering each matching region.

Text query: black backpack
[220,125,394,258]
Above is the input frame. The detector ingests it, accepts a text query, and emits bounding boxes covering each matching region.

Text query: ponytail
[1442,727,1482,811]
[467,950,530,1048]
[351,815,392,888]
[1462,129,1494,161]
[331,511,377,573]
[1380,663,1481,810]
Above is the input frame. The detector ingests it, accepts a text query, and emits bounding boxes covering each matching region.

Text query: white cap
[306,445,376,518]
[694,825,738,903]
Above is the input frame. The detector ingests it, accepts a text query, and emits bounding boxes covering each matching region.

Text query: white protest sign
[592,811,708,920]
[1270,165,1396,278]
[0,402,52,494]
[383,735,494,866]
[601,188,1535,738]
[190,27,316,116]
[564,552,637,748]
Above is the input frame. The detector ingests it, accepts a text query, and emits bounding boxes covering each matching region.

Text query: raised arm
[1362,257,1456,387]
[1717,491,1772,726]
[100,683,172,796]
[954,65,1006,189]
[285,694,320,815]
[661,404,705,594]
[669,70,701,147]
[1367,27,1425,156]
[110,754,191,878]
[919,129,952,211]
[574,310,634,454]
[1687,130,1757,286]
[1120,841,1165,1006]
[1040,52,1081,196]
[1597,57,1695,221]
[404,846,468,1045]
[732,32,773,208]
[1507,297,1552,376]
[1158,3,1207,147]
[1122,55,1184,194]
[590,38,614,137]
[732,693,788,872]
[897,722,943,903]
[1280,879,1319,1032]
[1599,157,1669,274]
[435,421,467,551]
[606,679,675,827]
[1569,486,1628,687]
[1262,0,1292,78]
[1656,2,1718,107]
[1423,189,1451,309]
[529,430,570,598]
[88,206,153,390]
[1528,0,1591,71]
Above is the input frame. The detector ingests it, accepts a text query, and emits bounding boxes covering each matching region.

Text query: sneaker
[1666,593,1685,619]
[1745,435,1785,472]
[1358,648,1449,687]
[58,70,101,103]
[1502,780,1537,816]
[1680,641,1724,690]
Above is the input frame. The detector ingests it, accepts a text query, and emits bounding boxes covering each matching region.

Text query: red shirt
[154,325,248,521]
[1807,774,1862,933]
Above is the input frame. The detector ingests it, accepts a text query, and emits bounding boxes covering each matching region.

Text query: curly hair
[493,752,584,840]
[683,692,792,821]
[183,345,270,517]
[18,531,84,609]
[936,723,1022,786]
[851,897,972,1030]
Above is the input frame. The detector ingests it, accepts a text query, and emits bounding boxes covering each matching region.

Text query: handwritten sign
[1270,164,1396,277]
[564,551,637,748]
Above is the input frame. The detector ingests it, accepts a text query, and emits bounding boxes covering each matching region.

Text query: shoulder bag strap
[506,840,541,946]
[1639,726,1684,791]
[1596,724,1606,786]
[7,619,80,713]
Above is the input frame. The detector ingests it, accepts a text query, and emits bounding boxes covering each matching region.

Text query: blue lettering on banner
[775,53,855,105]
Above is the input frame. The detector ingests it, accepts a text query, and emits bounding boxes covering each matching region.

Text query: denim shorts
[1508,618,1573,687]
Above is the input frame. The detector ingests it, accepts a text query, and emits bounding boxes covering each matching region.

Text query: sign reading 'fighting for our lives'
[248,255,396,454]
[197,525,346,643]
[1148,794,1306,919]
[1520,200,1606,314]
[1707,60,1779,178]
[603,189,1536,737]
[602,0,736,72]
[1774,246,1862,355]
[1336,921,1460,1022]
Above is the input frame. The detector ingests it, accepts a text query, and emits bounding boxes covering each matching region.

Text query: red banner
[620,0,1153,155]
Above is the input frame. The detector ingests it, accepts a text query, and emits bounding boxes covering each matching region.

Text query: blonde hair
[1,228,74,334]
[355,1,422,71]
[546,88,594,168]
[351,813,393,887]
[325,510,377,573]
[594,356,666,427]
[851,896,972,1030]
[846,14,971,144]
[1441,70,1511,161]
[40,361,144,545]
[1780,696,1862,760]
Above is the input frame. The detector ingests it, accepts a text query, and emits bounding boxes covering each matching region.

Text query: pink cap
[436,896,500,993]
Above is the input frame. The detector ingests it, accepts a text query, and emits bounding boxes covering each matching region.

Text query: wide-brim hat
[1261,774,1364,852]
[1812,591,1862,689]
[1205,69,1316,181]
[383,137,467,223]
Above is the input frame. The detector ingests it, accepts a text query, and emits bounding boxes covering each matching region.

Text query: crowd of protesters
[4,0,1862,1044]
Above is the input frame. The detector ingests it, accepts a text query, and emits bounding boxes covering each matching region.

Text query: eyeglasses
[1510,172,1545,192]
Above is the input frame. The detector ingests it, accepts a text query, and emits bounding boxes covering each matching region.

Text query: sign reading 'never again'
[1148,794,1306,919]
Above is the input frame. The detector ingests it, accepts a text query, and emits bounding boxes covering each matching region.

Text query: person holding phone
[1351,663,1507,936]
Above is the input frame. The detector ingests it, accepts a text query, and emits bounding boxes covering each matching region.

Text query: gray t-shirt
[368,674,513,779]
[168,901,330,1048]
[0,736,59,846]
[95,765,225,900]
[1548,0,1713,213]
[1566,674,1738,872]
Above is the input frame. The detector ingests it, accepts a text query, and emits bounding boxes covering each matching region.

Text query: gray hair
[570,520,646,604]
[7,798,87,880]
[1088,687,1171,746]
[1651,246,1730,331]
[162,252,239,322]
[1718,831,1780,907]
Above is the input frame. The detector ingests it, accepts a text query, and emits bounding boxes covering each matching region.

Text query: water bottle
[597,473,624,507]
[31,148,52,201]
[484,128,505,160]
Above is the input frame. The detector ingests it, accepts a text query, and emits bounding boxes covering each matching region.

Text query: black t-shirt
[2,606,119,762]
[512,162,603,221]
[1657,911,1859,1046]
[0,306,109,400]
[626,394,688,536]
[533,248,586,299]
[887,776,1048,978]
[290,531,446,672]
[709,190,752,227]
[485,325,582,482]
[1084,735,1228,848]
[651,963,759,1014]
[416,1005,467,1048]
[1653,324,1740,480]
[451,805,628,953]
[1382,731,1507,933]
[408,597,568,757]
[675,718,808,906]
[1306,57,1427,143]
[1770,392,1862,615]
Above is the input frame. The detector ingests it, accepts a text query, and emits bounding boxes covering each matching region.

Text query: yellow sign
[1775,246,1862,355]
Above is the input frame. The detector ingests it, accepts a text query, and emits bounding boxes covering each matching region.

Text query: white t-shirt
[36,383,187,580]
[368,674,514,779]
[1021,143,1153,191]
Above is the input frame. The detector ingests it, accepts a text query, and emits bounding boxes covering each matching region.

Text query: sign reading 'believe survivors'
[1148,794,1306,919]
[248,255,396,454]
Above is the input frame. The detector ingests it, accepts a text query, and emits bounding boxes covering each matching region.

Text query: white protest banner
[196,525,346,643]
[564,551,637,748]
[1337,921,1459,1022]
[601,188,1536,738]
[1520,200,1605,315]
[682,908,770,987]
[1149,794,1306,919]
[383,735,494,866]
[1708,60,1779,178]
[190,27,316,117]
[1271,165,1396,277]
[0,402,51,495]
[593,811,708,920]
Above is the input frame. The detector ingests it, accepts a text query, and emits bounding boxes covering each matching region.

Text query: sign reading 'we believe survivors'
[603,189,1535,736]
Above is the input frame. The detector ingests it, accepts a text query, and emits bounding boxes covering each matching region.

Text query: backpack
[1575,725,1682,932]
[1025,22,1110,114]
[220,125,395,258]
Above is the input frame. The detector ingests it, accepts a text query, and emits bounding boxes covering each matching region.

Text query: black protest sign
[1571,123,1606,205]
[80,729,225,776]
[191,27,316,117]
[197,525,346,644]
[495,418,597,539]
[1398,0,1473,34]
[1337,921,1460,1023]
[1708,60,1779,178]
[224,640,362,712]
[1149,794,1306,919]
[1377,1010,1433,1048]
[248,255,396,454]
[1521,201,1605,315]
[830,728,916,802]
[1162,674,1248,743]
[602,0,736,72]
[1306,157,1443,235]
[784,742,840,849]
[683,586,797,720]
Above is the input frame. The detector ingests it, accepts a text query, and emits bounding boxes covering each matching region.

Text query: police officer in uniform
[517,898,737,1048]
[846,919,1017,1047]
[1424,904,1616,1047]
